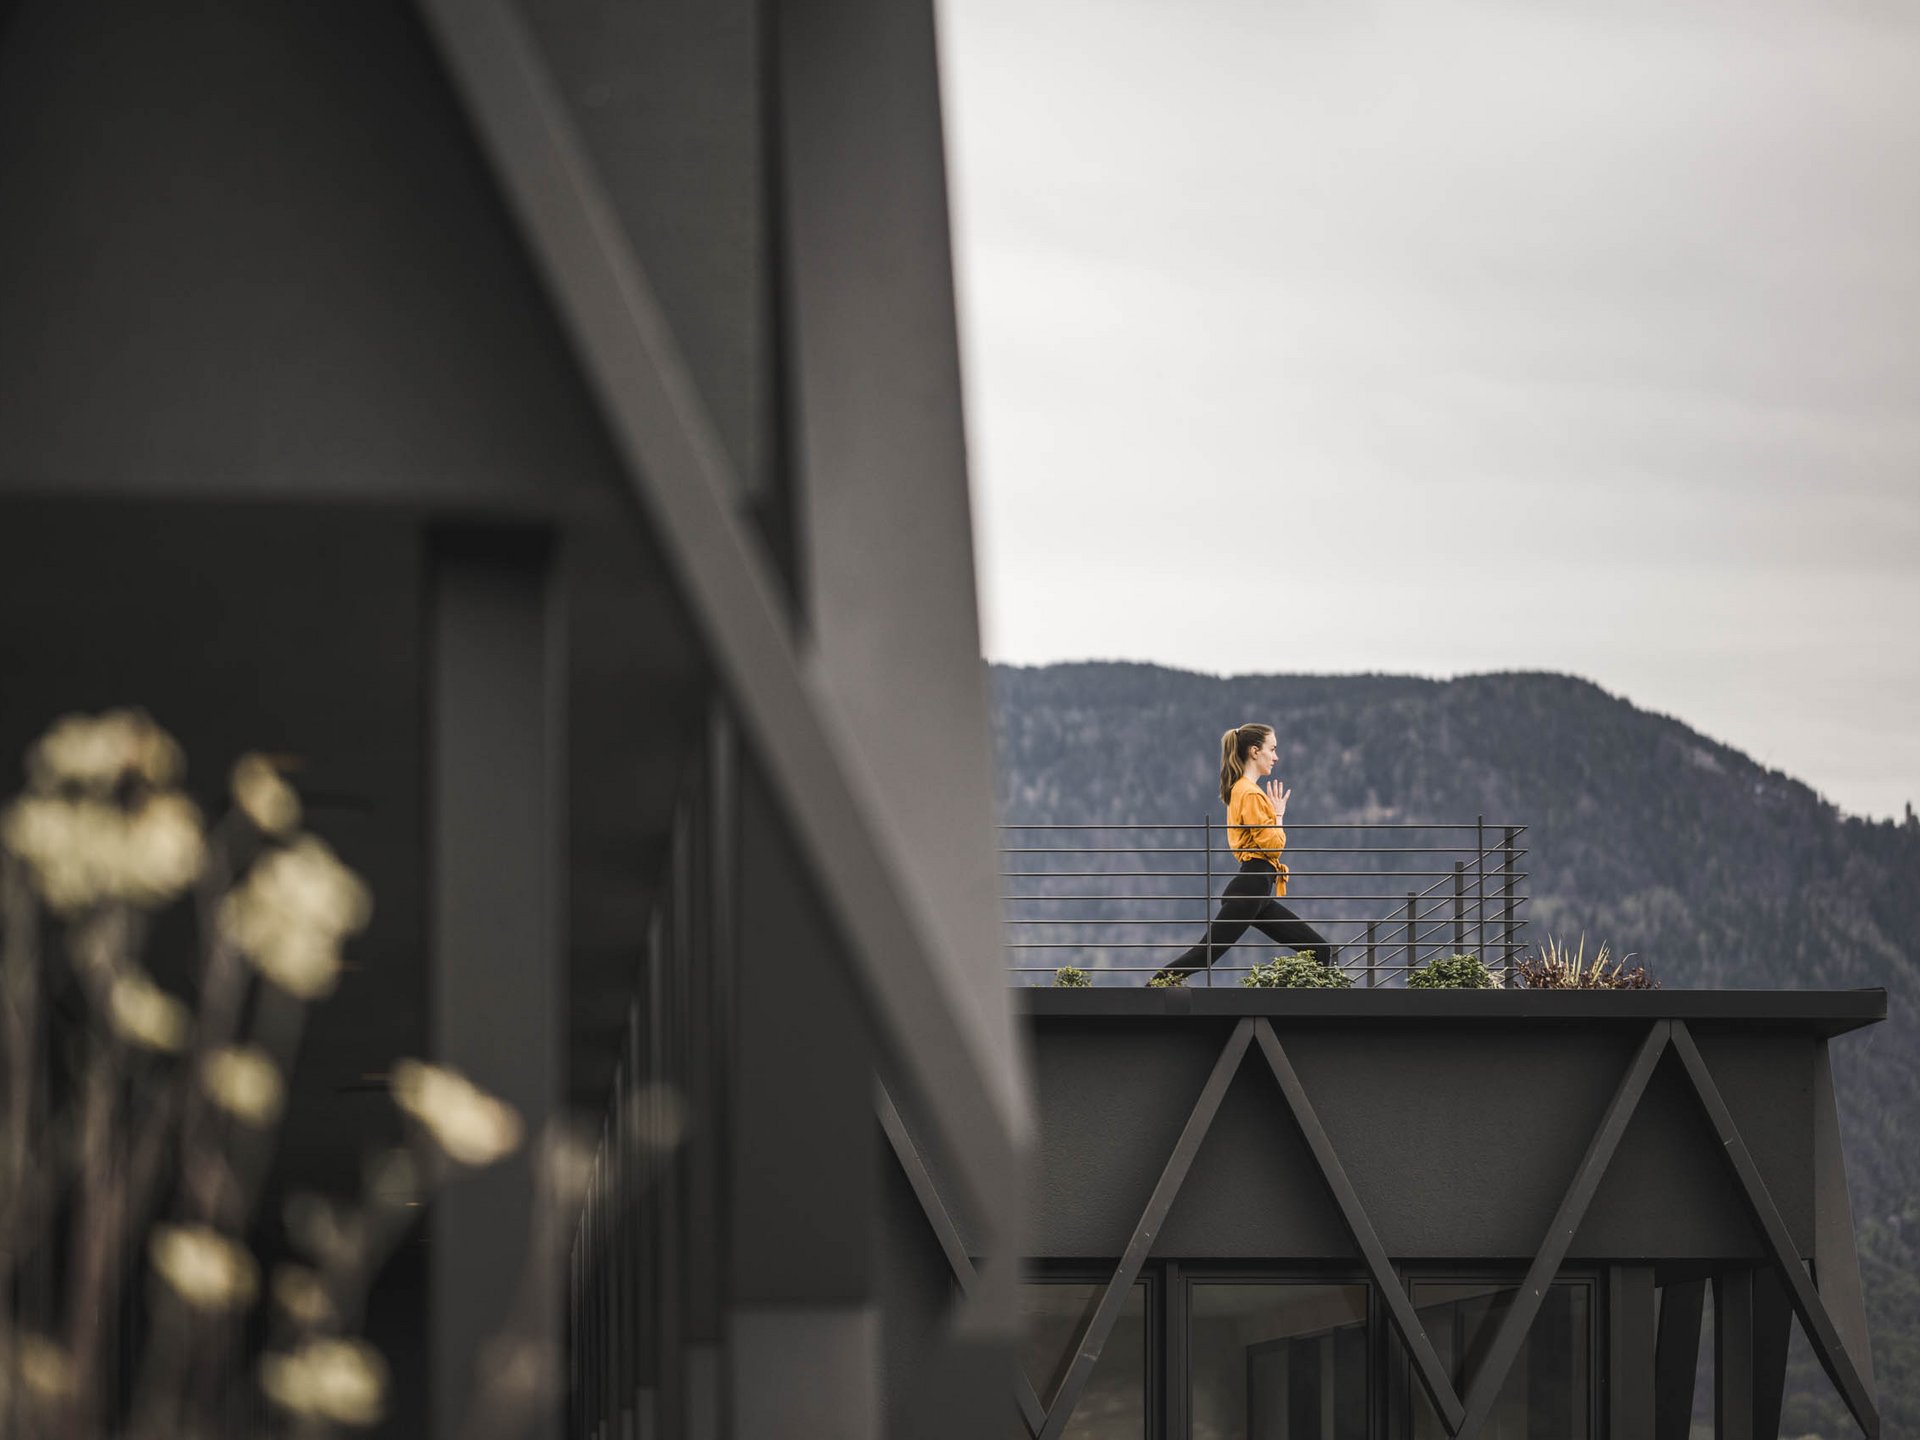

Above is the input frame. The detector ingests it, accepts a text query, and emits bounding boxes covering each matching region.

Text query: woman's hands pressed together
[1263,778,1290,820]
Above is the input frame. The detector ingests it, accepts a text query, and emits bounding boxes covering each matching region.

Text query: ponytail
[1218,723,1275,804]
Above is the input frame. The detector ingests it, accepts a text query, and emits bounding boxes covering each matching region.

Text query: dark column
[685,707,736,1439]
[1714,1270,1754,1440]
[1751,1269,1791,1440]
[1654,1279,1705,1440]
[428,527,563,1440]
[727,755,878,1438]
[1609,1266,1657,1439]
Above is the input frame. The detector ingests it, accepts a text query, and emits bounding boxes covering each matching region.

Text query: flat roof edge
[1018,986,1888,1036]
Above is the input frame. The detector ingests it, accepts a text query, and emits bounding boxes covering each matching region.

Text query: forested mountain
[990,661,1920,1438]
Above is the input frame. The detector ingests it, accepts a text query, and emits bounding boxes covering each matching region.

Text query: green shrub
[1052,965,1092,988]
[1408,953,1498,989]
[1241,954,1352,989]
[1146,969,1189,989]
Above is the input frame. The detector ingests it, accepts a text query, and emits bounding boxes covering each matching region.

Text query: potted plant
[1241,954,1352,989]
[1407,953,1498,989]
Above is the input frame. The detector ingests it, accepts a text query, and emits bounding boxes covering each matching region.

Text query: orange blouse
[1227,775,1289,896]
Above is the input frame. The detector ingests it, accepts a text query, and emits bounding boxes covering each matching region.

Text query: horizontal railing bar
[997,819,1530,980]
[1004,919,1528,929]
[1020,985,1480,989]
[1005,941,1517,950]
[1014,971,1487,977]
[999,905,1531,927]
[1004,870,1531,879]
[1002,895,1535,904]
[1000,846,1531,855]
[998,823,1527,830]
[1006,940,1512,952]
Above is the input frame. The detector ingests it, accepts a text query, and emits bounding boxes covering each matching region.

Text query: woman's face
[1248,733,1278,778]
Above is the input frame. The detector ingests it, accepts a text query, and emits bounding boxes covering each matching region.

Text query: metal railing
[1004,820,1529,987]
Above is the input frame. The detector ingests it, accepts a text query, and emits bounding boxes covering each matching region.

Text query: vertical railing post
[1203,815,1213,984]
[1475,814,1486,963]
[1366,920,1377,989]
[1453,860,1466,954]
[1502,826,1520,983]
[1405,892,1416,981]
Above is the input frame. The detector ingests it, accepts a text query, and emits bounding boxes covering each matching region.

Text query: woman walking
[1155,723,1335,982]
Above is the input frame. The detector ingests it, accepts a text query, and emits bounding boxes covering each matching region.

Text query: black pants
[1166,860,1333,975]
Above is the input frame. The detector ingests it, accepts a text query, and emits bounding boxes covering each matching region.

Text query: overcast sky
[936,0,1920,821]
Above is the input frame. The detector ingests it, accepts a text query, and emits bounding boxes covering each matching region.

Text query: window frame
[1391,1264,1603,1440]
[1174,1261,1378,1440]
[1017,1261,1163,1439]
[1010,1262,1603,1440]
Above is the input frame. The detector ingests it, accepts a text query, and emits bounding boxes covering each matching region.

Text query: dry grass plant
[1513,934,1658,990]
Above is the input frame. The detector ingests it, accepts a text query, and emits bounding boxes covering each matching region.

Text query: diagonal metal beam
[1814,1037,1875,1387]
[875,1085,1048,1437]
[1038,1018,1255,1440]
[1251,1020,1466,1435]
[411,0,1028,1299]
[1455,1021,1670,1438]
[1669,1022,1880,1438]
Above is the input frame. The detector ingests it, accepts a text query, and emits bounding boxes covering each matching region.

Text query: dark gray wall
[1026,1018,1813,1262]
[0,0,620,513]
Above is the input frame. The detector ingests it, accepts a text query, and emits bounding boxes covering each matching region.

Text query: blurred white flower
[27,710,182,793]
[271,1264,337,1329]
[541,1124,598,1209]
[15,1333,76,1401]
[30,712,138,791]
[108,970,191,1054]
[130,720,184,788]
[244,925,343,1002]
[221,838,371,999]
[391,1060,523,1168]
[253,836,372,934]
[2,790,203,912]
[283,1193,367,1272]
[121,792,206,902]
[260,1338,387,1427]
[201,1045,285,1126]
[231,753,300,836]
[3,796,116,910]
[479,1336,558,1405]
[150,1224,258,1311]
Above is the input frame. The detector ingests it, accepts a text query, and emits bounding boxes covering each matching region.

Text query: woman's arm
[1234,785,1288,860]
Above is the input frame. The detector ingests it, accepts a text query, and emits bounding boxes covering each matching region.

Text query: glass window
[1189,1282,1368,1440]
[1018,1280,1148,1438]
[1402,1280,1591,1440]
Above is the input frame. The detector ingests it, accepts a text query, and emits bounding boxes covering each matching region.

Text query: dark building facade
[875,990,1884,1439]
[0,1,1025,1437]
